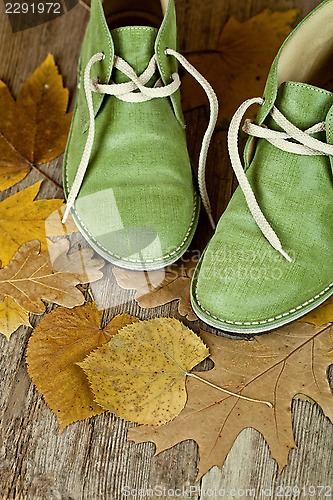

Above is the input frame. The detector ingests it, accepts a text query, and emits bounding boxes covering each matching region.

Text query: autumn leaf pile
[25,298,333,479]
[0,55,103,339]
[2,11,333,482]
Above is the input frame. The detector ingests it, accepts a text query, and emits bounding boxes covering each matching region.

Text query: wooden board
[1,0,332,498]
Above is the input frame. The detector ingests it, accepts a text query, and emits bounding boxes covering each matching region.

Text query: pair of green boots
[63,0,333,337]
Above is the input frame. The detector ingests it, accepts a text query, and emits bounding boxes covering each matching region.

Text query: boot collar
[79,0,183,130]
[257,0,333,124]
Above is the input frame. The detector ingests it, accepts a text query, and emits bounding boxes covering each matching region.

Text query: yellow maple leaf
[0,296,31,340]
[27,303,139,431]
[0,53,72,190]
[0,181,63,266]
[80,318,209,426]
[300,296,333,327]
[182,9,298,123]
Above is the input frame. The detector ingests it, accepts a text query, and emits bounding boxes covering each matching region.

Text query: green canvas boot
[191,0,333,336]
[62,0,217,270]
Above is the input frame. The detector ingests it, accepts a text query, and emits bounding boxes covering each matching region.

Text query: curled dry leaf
[300,296,333,327]
[27,303,139,431]
[0,53,72,190]
[112,256,198,321]
[0,296,31,340]
[80,318,209,425]
[129,322,333,479]
[182,9,298,123]
[0,181,64,267]
[0,238,104,315]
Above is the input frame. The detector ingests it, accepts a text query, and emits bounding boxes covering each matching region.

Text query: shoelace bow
[228,96,333,262]
[62,49,218,227]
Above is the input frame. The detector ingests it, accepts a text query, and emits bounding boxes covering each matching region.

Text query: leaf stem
[87,287,95,302]
[0,132,63,192]
[30,164,63,191]
[187,372,273,408]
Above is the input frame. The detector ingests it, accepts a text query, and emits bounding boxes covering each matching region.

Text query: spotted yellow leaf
[80,318,209,425]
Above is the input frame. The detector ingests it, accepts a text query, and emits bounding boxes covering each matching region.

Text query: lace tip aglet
[62,205,71,224]
[280,248,292,263]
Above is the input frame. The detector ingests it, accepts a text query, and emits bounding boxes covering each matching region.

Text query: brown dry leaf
[80,318,209,425]
[300,296,333,327]
[27,303,139,431]
[129,322,333,479]
[0,181,64,267]
[0,238,104,315]
[0,53,72,190]
[0,296,31,340]
[112,257,198,321]
[182,9,298,123]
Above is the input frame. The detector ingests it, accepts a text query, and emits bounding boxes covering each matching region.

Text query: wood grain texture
[1,0,332,499]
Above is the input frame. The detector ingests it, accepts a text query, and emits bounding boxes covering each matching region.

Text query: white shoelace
[228,97,333,262]
[62,49,218,228]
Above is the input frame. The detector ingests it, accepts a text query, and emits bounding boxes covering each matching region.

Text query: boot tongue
[265,81,333,130]
[111,27,158,85]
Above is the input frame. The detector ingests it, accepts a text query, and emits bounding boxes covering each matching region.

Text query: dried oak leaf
[0,296,31,340]
[0,53,72,190]
[112,257,198,321]
[129,323,333,479]
[0,181,66,267]
[300,296,333,327]
[80,318,209,425]
[27,303,139,431]
[0,238,104,315]
[182,9,298,123]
